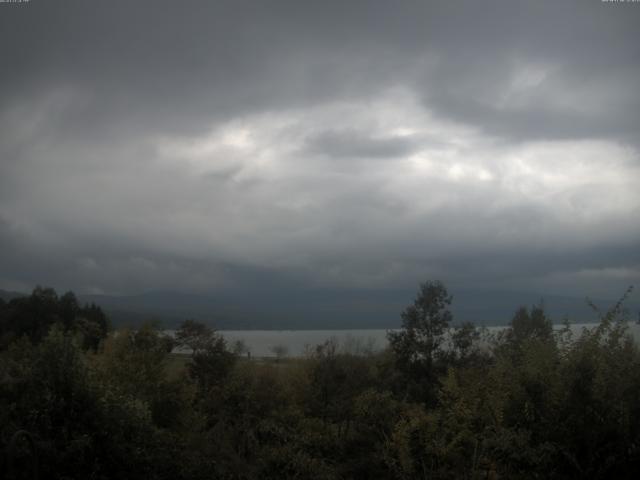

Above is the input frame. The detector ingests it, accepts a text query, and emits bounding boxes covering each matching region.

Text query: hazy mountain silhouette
[77,288,637,329]
[3,287,637,330]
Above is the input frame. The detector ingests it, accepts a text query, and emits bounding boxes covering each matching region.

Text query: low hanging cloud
[0,0,638,300]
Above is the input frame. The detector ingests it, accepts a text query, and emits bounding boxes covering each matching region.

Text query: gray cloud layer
[1,0,639,300]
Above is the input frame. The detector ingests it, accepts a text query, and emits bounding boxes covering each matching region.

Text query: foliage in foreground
[1,283,639,479]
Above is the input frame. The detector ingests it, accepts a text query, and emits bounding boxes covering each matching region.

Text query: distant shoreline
[167,323,640,358]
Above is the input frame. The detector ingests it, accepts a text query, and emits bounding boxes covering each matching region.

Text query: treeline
[1,282,639,479]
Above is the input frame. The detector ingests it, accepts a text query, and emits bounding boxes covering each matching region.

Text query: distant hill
[4,286,638,330]
[0,289,26,302]
[77,288,640,330]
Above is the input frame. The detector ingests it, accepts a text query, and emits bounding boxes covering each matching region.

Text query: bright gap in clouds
[155,87,638,225]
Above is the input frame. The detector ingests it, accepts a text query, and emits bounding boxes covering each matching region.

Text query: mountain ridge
[4,287,637,330]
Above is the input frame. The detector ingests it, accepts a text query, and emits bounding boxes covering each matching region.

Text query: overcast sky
[1,0,639,299]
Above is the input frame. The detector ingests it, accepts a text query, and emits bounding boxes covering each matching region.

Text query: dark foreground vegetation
[1,282,639,479]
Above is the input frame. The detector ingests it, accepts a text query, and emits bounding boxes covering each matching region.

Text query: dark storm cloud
[0,0,639,299]
[1,1,638,139]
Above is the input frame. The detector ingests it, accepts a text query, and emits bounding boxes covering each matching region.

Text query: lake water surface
[205,322,640,357]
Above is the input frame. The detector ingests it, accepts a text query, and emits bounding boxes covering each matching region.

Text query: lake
[170,322,640,357]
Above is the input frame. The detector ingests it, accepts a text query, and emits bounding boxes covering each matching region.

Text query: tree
[189,333,236,395]
[270,344,289,362]
[59,291,80,329]
[76,302,110,350]
[507,303,553,345]
[3,286,59,344]
[96,324,174,404]
[175,319,215,355]
[387,280,453,403]
[451,321,481,364]
[0,287,109,351]
[232,339,249,357]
